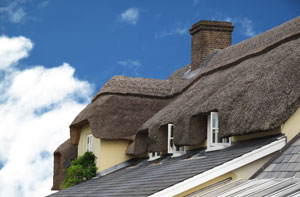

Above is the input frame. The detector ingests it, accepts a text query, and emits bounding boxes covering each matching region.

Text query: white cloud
[192,0,201,5]
[155,25,188,39]
[120,8,139,25]
[0,36,33,69]
[0,36,93,197]
[211,14,257,38]
[0,0,27,24]
[117,59,141,76]
[38,1,49,9]
[239,18,256,37]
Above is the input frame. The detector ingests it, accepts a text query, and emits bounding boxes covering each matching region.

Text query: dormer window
[148,152,160,161]
[86,134,93,152]
[207,112,231,151]
[168,124,186,157]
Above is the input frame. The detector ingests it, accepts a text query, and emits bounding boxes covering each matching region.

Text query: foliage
[62,152,97,189]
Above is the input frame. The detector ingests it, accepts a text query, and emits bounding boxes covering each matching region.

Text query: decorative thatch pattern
[52,139,77,190]
[139,16,300,152]
[92,76,173,102]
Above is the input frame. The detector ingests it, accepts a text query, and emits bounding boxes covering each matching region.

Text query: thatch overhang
[139,16,300,152]
[52,139,77,190]
[69,76,172,146]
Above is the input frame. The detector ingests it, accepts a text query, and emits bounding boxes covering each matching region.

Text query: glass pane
[170,139,173,147]
[212,113,218,128]
[212,130,216,143]
[171,126,174,137]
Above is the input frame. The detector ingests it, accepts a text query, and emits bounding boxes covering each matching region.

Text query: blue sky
[2,0,299,91]
[0,0,299,196]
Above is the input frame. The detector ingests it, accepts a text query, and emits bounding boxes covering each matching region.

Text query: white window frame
[168,124,186,157]
[86,134,93,152]
[207,112,231,152]
[148,152,161,161]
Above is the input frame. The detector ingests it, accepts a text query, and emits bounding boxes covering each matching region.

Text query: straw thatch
[52,139,77,190]
[69,76,172,144]
[139,16,300,152]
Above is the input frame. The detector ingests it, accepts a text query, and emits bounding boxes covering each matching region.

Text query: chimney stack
[190,20,234,70]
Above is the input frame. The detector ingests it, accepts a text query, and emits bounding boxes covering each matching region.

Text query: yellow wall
[99,139,132,171]
[281,107,300,142]
[175,172,235,197]
[77,125,101,170]
[77,124,133,173]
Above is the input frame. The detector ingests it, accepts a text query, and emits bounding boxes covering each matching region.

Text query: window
[207,112,231,151]
[168,124,186,157]
[86,134,93,152]
[148,152,160,161]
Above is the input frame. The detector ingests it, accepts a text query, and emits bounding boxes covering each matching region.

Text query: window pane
[212,131,216,143]
[212,113,218,128]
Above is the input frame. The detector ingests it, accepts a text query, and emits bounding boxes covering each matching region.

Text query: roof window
[168,124,186,157]
[207,112,231,151]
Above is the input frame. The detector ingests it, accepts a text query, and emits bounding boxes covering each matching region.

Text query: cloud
[0,36,93,197]
[0,0,27,24]
[117,59,141,76]
[211,14,257,38]
[155,24,188,39]
[0,36,33,69]
[192,0,201,5]
[120,8,139,25]
[38,1,49,9]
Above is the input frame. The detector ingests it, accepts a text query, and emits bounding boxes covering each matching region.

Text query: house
[50,15,300,196]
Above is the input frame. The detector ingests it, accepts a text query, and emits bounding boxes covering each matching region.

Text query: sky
[0,0,299,196]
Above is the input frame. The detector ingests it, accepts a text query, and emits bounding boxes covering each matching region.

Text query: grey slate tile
[294,172,300,178]
[278,172,288,178]
[265,164,276,171]
[49,136,278,197]
[291,146,300,154]
[282,154,293,162]
[289,154,300,163]
[285,171,296,178]
[293,163,300,171]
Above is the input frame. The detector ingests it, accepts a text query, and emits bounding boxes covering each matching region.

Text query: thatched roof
[69,76,171,144]
[138,16,300,152]
[52,139,77,190]
[69,16,300,154]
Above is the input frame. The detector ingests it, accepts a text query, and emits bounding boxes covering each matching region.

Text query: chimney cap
[190,20,234,35]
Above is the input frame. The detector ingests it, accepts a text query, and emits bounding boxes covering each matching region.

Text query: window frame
[168,124,186,157]
[207,112,231,151]
[86,134,93,152]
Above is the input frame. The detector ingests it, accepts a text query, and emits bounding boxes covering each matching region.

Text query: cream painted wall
[232,154,274,179]
[99,139,132,172]
[77,124,133,173]
[77,125,101,170]
[281,107,300,142]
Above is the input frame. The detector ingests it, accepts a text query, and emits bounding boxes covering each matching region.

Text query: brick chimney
[189,20,234,70]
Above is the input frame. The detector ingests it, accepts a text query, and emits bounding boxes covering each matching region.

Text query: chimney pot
[190,20,234,70]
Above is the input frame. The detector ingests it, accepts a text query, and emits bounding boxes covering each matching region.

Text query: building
[50,16,300,196]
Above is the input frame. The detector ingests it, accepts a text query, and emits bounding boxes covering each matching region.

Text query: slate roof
[49,136,279,197]
[190,133,300,197]
[256,133,300,179]
[193,178,300,197]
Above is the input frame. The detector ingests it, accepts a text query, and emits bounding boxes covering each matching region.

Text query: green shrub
[62,152,97,189]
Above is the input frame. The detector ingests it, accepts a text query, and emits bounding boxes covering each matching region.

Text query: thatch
[139,16,300,152]
[92,75,173,102]
[69,76,172,145]
[52,139,77,190]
